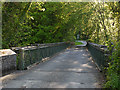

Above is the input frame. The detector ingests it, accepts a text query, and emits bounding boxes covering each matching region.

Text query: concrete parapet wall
[11,42,70,70]
[0,49,16,76]
[87,42,110,71]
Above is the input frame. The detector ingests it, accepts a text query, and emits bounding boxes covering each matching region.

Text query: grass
[75,42,83,45]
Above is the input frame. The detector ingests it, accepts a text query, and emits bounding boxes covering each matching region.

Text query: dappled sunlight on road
[81,63,93,68]
[67,68,83,72]
[82,53,88,56]
[2,47,103,88]
[73,61,79,64]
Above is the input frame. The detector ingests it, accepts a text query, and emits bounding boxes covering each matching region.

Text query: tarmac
[2,47,104,88]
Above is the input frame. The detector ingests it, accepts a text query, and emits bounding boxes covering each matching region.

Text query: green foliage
[2,2,120,88]
[2,2,32,48]
[105,41,120,89]
[2,2,78,48]
[75,42,83,45]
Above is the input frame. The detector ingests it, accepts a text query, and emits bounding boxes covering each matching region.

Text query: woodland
[1,2,120,89]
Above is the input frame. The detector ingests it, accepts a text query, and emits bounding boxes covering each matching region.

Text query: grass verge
[75,42,83,45]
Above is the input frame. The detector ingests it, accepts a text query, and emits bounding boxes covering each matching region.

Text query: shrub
[105,41,120,89]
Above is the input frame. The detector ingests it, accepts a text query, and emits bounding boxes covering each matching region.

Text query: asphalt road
[2,47,103,88]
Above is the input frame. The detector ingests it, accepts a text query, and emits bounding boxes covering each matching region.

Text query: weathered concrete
[2,47,104,88]
[0,49,16,76]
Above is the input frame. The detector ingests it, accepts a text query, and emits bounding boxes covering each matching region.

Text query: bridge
[1,41,106,88]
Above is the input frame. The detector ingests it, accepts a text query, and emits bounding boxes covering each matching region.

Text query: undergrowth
[105,41,120,89]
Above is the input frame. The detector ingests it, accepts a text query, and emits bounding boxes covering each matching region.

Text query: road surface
[2,47,103,88]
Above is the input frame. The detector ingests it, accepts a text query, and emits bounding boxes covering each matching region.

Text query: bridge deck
[2,47,103,88]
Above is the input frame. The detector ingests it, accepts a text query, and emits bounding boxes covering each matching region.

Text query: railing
[87,42,110,71]
[12,42,70,70]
